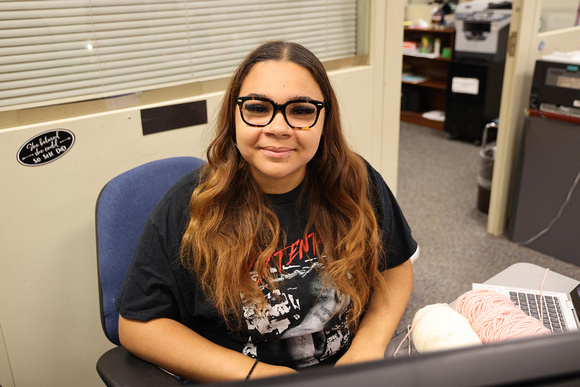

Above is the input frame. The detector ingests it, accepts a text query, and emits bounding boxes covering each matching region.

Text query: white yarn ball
[411,303,482,353]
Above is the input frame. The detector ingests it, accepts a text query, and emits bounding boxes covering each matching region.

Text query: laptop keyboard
[509,291,567,333]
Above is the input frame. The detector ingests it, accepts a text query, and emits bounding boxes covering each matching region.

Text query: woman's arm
[118,316,297,383]
[335,259,413,366]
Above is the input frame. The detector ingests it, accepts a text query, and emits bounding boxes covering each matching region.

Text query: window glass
[0,0,368,112]
[540,0,580,32]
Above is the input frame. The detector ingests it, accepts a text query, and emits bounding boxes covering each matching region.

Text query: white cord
[519,169,580,246]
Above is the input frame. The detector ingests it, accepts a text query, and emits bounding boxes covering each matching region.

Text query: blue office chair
[96,156,205,386]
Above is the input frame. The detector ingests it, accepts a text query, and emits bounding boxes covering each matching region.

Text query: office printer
[530,52,580,117]
[444,1,511,142]
[454,0,512,62]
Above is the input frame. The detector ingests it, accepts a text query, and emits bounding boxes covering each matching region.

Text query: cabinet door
[444,100,485,140]
[446,61,490,105]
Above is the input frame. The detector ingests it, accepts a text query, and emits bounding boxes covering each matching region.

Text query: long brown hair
[180,41,385,330]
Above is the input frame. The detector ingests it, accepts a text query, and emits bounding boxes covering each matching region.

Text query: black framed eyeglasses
[236,96,325,130]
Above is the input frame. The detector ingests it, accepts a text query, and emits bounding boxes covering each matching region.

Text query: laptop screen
[570,283,580,321]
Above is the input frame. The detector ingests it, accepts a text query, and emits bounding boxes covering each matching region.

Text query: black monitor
[225,330,580,386]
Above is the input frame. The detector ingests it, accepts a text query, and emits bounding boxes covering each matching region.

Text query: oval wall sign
[17,129,75,166]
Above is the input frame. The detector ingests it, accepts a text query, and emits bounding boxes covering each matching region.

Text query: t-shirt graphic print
[241,232,351,368]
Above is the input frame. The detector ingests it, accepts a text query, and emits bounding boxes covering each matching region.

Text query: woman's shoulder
[358,156,417,266]
[355,155,379,177]
[356,156,391,193]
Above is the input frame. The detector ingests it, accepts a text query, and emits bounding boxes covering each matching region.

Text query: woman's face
[235,60,325,194]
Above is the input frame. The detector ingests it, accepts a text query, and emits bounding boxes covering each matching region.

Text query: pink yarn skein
[453,289,551,343]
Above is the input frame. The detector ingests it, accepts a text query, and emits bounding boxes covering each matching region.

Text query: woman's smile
[260,146,294,158]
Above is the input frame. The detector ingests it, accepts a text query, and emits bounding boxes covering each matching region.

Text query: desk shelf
[401,27,455,130]
[400,111,444,130]
[402,78,447,90]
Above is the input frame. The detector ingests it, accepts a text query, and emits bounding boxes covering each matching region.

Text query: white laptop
[471,282,580,333]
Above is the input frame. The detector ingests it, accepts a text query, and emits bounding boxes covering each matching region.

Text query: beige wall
[0,2,403,385]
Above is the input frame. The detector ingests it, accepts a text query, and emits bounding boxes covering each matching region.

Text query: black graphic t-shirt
[240,188,352,368]
[116,161,417,369]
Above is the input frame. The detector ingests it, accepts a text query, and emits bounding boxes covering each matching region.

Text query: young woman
[116,41,418,383]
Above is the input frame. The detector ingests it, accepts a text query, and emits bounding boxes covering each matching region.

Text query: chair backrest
[96,157,205,345]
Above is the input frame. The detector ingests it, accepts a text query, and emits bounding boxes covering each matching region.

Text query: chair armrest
[97,346,184,386]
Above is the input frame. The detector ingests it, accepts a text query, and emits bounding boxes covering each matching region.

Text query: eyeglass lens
[241,100,319,128]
